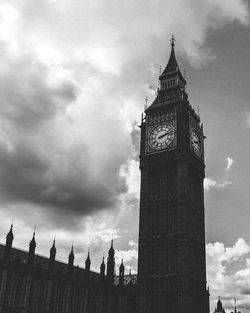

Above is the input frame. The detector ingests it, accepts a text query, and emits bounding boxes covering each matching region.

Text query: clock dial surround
[148,122,175,151]
[190,128,202,156]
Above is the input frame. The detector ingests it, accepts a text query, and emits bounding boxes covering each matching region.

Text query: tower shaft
[138,37,209,313]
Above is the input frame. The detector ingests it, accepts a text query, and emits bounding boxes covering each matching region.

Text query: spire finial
[9,220,14,232]
[145,97,148,109]
[170,34,176,48]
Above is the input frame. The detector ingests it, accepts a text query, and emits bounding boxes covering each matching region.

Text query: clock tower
[138,36,209,313]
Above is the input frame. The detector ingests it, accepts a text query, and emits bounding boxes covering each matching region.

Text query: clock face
[190,129,202,156]
[148,122,175,151]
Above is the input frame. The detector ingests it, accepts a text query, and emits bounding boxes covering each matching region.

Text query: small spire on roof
[7,221,14,236]
[30,227,36,243]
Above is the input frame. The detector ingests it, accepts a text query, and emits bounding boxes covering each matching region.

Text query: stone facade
[0,234,137,313]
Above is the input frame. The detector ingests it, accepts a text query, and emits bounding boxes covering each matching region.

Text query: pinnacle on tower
[30,230,36,247]
[67,244,74,275]
[68,244,74,266]
[100,256,105,279]
[48,238,56,271]
[85,250,91,271]
[4,222,14,260]
[234,298,237,313]
[108,239,114,257]
[28,229,36,265]
[119,259,125,286]
[107,239,115,283]
[50,238,56,256]
[6,222,14,246]
[119,259,125,271]
[217,297,222,311]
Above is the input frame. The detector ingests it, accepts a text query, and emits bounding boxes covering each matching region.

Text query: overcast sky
[0,0,250,311]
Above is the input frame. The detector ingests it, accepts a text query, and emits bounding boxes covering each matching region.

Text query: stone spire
[4,222,14,260]
[28,230,36,265]
[119,259,125,286]
[147,34,187,110]
[160,34,179,76]
[100,256,105,278]
[68,245,74,267]
[214,297,226,313]
[67,244,74,276]
[217,297,223,311]
[107,240,115,283]
[49,239,56,271]
[85,250,91,272]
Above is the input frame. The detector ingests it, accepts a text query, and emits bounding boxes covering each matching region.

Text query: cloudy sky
[0,0,250,311]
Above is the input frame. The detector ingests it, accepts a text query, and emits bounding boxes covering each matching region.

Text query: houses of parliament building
[0,37,210,313]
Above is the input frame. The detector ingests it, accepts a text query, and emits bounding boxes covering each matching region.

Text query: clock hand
[158,133,167,139]
[158,130,173,139]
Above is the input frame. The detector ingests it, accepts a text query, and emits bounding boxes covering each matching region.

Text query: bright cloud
[207,238,250,311]
[226,157,234,171]
[204,177,232,191]
[204,177,217,191]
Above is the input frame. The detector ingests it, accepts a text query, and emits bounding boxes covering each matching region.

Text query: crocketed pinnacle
[29,231,36,249]
[6,223,14,242]
[50,239,56,255]
[108,239,114,257]
[119,259,125,271]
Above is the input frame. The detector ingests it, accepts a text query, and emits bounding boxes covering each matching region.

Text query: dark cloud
[0,141,127,216]
[0,42,128,219]
[0,48,78,131]
[240,288,250,296]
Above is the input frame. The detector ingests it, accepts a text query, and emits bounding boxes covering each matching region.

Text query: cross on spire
[170,34,176,47]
